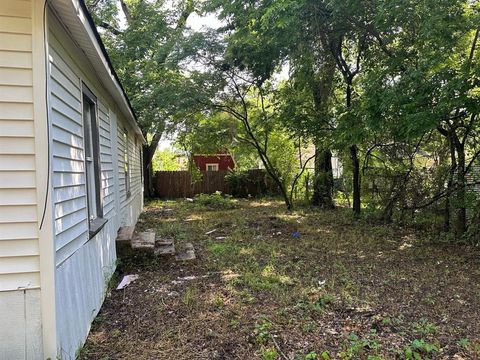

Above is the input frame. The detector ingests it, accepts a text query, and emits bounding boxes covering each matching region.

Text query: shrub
[194,192,237,210]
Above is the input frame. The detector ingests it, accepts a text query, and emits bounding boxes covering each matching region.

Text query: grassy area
[80,198,480,359]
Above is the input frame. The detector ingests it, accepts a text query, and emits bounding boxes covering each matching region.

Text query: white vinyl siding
[48,15,139,267]
[99,101,115,219]
[117,119,143,226]
[0,0,40,291]
[48,30,89,266]
[47,10,144,358]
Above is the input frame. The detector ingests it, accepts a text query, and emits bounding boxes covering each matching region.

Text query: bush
[225,171,251,197]
[225,169,280,197]
[194,192,237,210]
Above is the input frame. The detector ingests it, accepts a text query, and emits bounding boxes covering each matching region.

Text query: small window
[206,163,219,171]
[82,85,105,236]
[124,129,131,197]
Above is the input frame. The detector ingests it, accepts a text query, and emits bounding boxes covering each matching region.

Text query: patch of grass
[208,242,240,257]
[182,286,199,312]
[235,271,282,293]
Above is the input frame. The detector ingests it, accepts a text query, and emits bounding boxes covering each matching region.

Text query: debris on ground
[82,199,480,360]
[116,274,139,290]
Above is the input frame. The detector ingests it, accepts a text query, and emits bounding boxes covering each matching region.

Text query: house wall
[0,1,44,358]
[47,10,143,359]
[193,155,235,171]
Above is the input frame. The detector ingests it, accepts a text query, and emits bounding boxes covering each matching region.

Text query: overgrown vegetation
[88,0,480,241]
[193,192,237,210]
[80,200,480,359]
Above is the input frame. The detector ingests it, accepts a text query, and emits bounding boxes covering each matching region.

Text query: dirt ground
[80,198,480,359]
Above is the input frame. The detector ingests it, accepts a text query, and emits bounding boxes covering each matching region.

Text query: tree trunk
[444,138,456,232]
[261,156,293,210]
[345,80,361,216]
[472,199,480,244]
[454,137,467,236]
[350,145,361,216]
[142,132,162,198]
[310,59,336,208]
[312,147,334,208]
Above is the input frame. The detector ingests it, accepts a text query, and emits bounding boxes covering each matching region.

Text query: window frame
[124,128,131,198]
[206,163,219,171]
[82,84,106,237]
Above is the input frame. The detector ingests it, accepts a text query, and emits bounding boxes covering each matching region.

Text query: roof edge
[75,0,146,143]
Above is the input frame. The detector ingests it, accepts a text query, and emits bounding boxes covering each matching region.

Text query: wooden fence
[154,171,229,198]
[153,169,279,198]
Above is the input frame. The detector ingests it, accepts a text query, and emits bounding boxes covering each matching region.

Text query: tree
[87,0,197,197]
[152,148,182,171]
[358,0,480,235]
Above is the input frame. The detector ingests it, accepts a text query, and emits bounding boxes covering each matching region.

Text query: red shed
[193,154,235,171]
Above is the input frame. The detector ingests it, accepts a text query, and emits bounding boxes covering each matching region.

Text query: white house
[0,0,144,359]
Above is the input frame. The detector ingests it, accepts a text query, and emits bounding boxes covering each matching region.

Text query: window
[82,85,104,236]
[139,143,143,185]
[206,163,219,171]
[124,129,131,197]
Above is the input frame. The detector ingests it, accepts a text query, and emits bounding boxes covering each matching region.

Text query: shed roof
[49,0,145,142]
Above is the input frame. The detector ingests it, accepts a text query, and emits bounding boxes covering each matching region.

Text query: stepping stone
[155,237,174,246]
[155,238,175,256]
[175,242,196,261]
[117,226,135,242]
[131,231,155,250]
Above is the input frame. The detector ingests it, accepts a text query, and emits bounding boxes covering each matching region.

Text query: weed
[473,342,480,356]
[182,286,199,312]
[213,294,226,309]
[320,352,331,360]
[413,319,438,336]
[422,294,436,306]
[457,338,470,348]
[381,315,404,327]
[92,315,105,325]
[261,348,278,360]
[403,339,438,359]
[339,332,380,359]
[230,319,240,329]
[255,320,272,343]
[304,351,318,359]
[302,322,317,333]
[194,192,237,210]
[312,294,334,312]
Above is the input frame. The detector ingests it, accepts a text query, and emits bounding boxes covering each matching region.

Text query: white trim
[33,1,57,358]
[206,163,219,171]
[48,0,144,142]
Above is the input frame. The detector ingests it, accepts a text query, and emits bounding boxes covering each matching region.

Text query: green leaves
[88,0,199,137]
